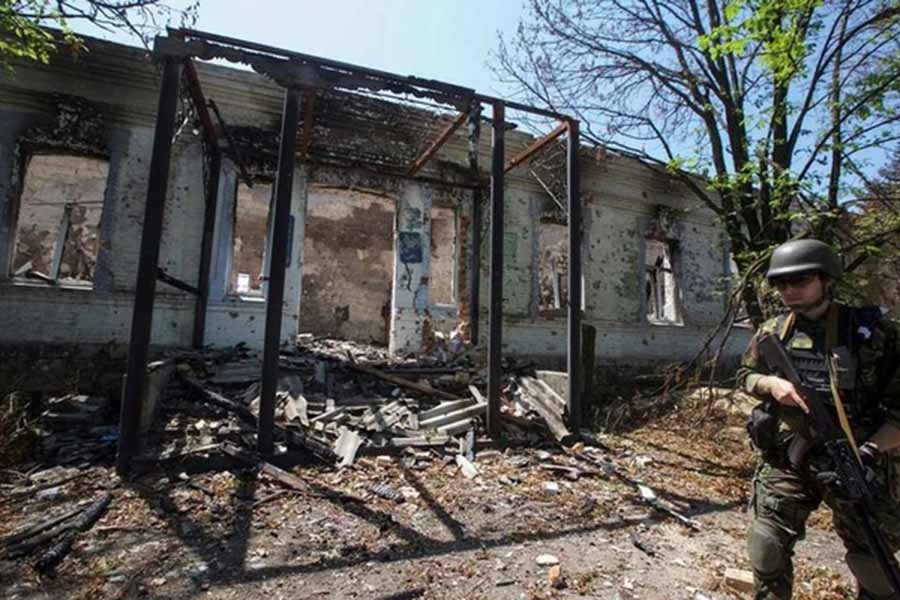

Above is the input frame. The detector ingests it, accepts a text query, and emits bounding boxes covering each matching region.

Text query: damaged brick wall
[299,188,395,344]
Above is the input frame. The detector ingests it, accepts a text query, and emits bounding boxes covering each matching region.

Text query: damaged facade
[0,35,748,366]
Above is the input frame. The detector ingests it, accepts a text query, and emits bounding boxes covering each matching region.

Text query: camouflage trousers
[747,458,900,599]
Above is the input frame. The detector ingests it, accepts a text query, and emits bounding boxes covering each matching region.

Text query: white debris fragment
[535,554,560,566]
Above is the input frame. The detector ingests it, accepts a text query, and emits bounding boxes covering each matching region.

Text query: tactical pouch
[747,400,780,454]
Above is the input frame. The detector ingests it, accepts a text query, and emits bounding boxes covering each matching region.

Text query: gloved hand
[859,441,880,486]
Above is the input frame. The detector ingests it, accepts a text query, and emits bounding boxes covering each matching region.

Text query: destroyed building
[0,33,748,366]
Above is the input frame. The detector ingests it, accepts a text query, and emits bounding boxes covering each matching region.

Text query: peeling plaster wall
[0,34,749,366]
[300,188,395,344]
[474,156,751,366]
[390,183,432,354]
[0,39,302,350]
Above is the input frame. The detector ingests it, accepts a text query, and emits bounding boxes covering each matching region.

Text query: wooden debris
[5,493,111,572]
[724,568,755,594]
[0,505,84,549]
[348,362,461,401]
[575,450,700,530]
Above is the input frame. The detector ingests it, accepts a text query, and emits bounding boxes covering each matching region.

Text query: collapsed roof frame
[116,29,584,474]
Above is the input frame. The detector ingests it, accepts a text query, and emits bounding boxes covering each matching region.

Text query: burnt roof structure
[118,29,584,475]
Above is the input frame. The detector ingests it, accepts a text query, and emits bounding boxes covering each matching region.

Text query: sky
[75,0,524,99]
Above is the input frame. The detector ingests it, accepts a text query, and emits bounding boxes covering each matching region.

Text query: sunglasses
[771,273,818,290]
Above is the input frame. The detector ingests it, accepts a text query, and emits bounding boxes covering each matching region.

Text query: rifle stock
[757,333,900,595]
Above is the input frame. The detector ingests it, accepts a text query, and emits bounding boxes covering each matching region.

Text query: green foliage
[0,1,198,72]
[699,0,822,83]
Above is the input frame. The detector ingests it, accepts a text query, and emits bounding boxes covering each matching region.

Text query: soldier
[738,239,900,599]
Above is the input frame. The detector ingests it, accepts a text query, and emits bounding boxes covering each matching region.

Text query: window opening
[230,181,273,296]
[538,220,569,312]
[645,238,680,323]
[12,154,108,285]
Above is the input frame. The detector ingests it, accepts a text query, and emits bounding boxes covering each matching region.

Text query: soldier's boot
[847,551,900,600]
[748,520,794,600]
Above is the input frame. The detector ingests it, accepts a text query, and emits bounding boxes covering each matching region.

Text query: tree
[495,0,900,324]
[0,0,198,70]
[845,145,900,315]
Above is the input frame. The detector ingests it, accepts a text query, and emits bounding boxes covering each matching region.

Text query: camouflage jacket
[736,303,900,430]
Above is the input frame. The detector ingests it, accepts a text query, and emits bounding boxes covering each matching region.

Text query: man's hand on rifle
[755,375,810,414]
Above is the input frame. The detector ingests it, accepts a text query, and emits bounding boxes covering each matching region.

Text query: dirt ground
[0,390,861,600]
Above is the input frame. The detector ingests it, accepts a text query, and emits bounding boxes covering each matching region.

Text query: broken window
[538,220,569,312]
[645,238,681,323]
[430,204,456,306]
[12,154,108,285]
[230,181,273,296]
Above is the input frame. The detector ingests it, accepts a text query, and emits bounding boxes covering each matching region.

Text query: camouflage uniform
[737,303,900,599]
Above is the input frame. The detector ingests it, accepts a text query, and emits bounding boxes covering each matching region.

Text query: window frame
[8,149,111,288]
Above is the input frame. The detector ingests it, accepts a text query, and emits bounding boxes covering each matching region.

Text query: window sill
[4,278,94,292]
[647,318,684,327]
[212,294,267,306]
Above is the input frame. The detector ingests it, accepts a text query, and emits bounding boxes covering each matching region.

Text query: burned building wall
[0,33,747,366]
[299,188,395,344]
[0,39,302,349]
[463,135,750,367]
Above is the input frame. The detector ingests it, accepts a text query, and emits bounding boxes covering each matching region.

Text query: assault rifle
[758,333,900,596]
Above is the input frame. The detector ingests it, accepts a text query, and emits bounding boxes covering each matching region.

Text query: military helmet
[766,239,842,280]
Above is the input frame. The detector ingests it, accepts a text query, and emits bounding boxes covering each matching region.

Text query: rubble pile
[163,337,577,469]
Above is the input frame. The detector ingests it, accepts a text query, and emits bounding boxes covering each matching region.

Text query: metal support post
[566,120,583,430]
[117,57,183,475]
[466,101,482,346]
[487,102,505,439]
[193,148,221,348]
[258,87,300,455]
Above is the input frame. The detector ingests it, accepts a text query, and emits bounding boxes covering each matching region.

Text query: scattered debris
[369,483,405,503]
[455,454,479,479]
[725,568,755,594]
[536,554,560,566]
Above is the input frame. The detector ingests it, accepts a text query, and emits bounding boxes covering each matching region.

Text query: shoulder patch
[758,316,783,335]
[854,306,885,345]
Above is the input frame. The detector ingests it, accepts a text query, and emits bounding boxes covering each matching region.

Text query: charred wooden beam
[193,148,221,348]
[487,102,505,439]
[208,98,253,186]
[258,87,300,455]
[504,121,568,173]
[157,267,199,296]
[467,101,482,346]
[405,111,467,177]
[117,57,182,476]
[180,57,218,148]
[566,119,583,431]
[297,89,317,160]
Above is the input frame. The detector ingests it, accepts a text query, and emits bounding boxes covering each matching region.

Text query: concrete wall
[0,41,304,350]
[0,34,750,365]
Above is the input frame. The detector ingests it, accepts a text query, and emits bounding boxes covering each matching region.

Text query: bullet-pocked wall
[0,38,304,349]
[469,139,751,367]
[0,34,749,366]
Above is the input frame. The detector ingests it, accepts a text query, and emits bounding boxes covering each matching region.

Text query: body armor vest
[783,310,880,426]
